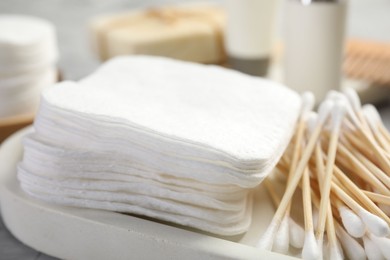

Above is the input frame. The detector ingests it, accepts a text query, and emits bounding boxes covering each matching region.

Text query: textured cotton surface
[18,56,301,235]
[44,56,300,162]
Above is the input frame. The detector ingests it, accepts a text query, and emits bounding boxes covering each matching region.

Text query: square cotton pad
[18,56,301,235]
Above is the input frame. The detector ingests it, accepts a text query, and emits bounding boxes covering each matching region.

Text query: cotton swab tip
[273,216,290,254]
[289,218,305,249]
[363,104,382,127]
[339,206,365,238]
[343,87,362,113]
[330,100,347,130]
[300,92,315,116]
[306,112,318,134]
[302,232,320,260]
[256,219,279,251]
[359,209,390,237]
[317,99,334,125]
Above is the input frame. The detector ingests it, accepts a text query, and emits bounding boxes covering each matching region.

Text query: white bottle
[284,0,347,102]
[225,0,280,76]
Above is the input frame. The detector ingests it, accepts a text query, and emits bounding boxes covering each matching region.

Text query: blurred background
[0,0,389,80]
[1,0,390,259]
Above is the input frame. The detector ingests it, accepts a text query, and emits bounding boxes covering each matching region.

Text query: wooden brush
[344,39,390,86]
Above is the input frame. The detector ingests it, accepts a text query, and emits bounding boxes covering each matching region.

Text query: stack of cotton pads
[0,15,58,118]
[18,56,301,235]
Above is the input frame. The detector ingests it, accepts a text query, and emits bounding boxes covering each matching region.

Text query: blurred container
[284,0,347,102]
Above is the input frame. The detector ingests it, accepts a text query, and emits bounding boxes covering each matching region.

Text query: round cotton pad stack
[0,15,58,118]
[18,56,301,235]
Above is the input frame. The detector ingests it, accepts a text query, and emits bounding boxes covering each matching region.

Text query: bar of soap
[90,4,226,63]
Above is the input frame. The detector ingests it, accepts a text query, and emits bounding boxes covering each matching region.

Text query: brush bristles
[344,39,390,85]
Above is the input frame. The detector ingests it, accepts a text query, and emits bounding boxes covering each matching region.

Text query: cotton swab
[284,92,314,244]
[262,178,290,252]
[341,88,390,174]
[265,178,290,254]
[257,99,332,251]
[315,101,346,251]
[273,216,290,254]
[312,126,343,260]
[302,231,319,260]
[335,221,366,260]
[326,90,361,128]
[343,87,367,124]
[363,235,385,260]
[288,218,305,249]
[263,178,305,250]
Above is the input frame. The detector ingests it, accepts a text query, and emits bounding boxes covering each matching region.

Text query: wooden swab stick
[301,167,320,260]
[354,127,390,175]
[256,100,332,250]
[363,190,390,206]
[363,104,390,152]
[343,87,372,134]
[353,150,390,190]
[302,167,314,233]
[363,104,390,145]
[342,130,379,164]
[335,141,390,195]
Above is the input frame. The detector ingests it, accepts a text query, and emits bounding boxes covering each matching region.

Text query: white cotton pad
[0,15,58,73]
[0,68,56,118]
[36,56,300,182]
[19,56,301,235]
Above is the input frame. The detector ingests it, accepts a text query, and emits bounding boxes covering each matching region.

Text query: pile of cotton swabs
[258,88,390,260]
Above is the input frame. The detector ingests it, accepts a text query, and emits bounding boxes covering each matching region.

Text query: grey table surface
[0,0,390,259]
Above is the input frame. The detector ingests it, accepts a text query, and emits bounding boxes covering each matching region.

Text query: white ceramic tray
[0,128,296,260]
